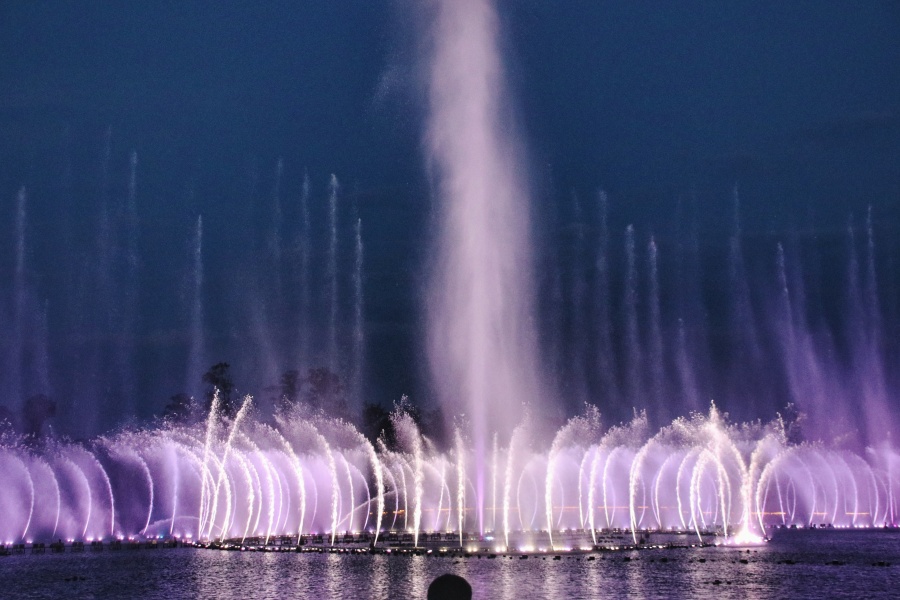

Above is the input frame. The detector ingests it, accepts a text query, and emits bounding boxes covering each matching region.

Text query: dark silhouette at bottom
[428,574,473,600]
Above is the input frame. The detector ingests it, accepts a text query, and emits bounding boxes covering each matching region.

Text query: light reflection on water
[370,555,389,598]
[585,554,602,598]
[3,531,900,599]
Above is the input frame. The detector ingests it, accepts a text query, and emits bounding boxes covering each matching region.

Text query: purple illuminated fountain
[0,0,898,553]
[0,400,897,549]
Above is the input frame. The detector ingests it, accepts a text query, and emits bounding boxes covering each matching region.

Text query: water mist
[424,0,541,535]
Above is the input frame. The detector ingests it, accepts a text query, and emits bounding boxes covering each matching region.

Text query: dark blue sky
[0,1,898,434]
[3,1,897,205]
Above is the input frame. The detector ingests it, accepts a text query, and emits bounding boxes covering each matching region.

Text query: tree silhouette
[361,396,449,449]
[203,362,235,417]
[303,367,351,420]
[22,394,56,438]
[274,367,352,421]
[280,369,301,405]
[362,402,392,444]
[163,392,196,424]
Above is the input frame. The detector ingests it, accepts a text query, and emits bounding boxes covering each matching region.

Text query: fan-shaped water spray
[1,403,897,549]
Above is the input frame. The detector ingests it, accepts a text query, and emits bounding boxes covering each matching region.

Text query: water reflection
[408,555,429,598]
[585,554,601,598]
[370,555,389,599]
[324,553,343,598]
[4,532,900,599]
[497,556,517,600]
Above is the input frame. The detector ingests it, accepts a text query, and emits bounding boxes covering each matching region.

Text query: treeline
[162,362,446,448]
[0,361,444,449]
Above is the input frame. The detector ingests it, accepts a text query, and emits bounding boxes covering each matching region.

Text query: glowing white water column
[425,0,541,535]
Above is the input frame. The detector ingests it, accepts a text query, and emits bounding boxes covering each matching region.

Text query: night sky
[1,1,898,438]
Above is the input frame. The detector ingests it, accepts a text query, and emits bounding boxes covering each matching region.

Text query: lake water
[2,530,898,599]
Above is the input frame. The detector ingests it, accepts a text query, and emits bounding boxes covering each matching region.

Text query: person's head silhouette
[427,573,472,600]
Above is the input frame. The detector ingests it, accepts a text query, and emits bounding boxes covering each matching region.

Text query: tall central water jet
[424,0,540,534]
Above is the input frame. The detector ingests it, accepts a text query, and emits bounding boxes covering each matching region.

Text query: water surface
[3,530,897,599]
